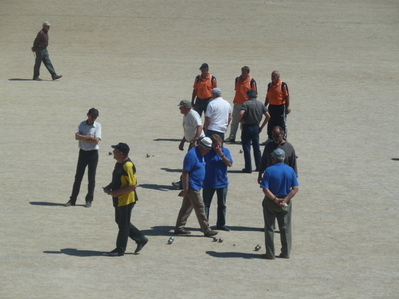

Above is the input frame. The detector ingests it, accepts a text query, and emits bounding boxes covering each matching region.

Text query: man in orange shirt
[191,63,217,117]
[225,66,257,143]
[265,71,290,140]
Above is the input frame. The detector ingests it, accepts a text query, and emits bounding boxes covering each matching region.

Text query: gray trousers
[175,189,211,233]
[262,197,292,257]
[33,48,57,78]
[227,103,242,140]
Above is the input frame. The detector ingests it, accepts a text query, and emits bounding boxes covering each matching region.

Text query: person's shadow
[206,251,263,259]
[43,248,106,257]
[29,201,66,206]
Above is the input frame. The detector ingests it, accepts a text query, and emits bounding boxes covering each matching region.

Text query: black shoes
[52,75,62,80]
[242,168,252,173]
[65,200,75,207]
[134,237,149,254]
[105,249,124,257]
[84,201,92,208]
[33,77,42,81]
[217,226,230,231]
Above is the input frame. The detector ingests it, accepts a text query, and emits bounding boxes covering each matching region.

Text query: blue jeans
[203,187,228,227]
[206,129,225,141]
[241,125,261,172]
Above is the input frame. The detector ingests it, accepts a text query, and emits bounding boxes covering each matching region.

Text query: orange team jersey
[266,79,289,105]
[234,76,257,104]
[193,73,217,99]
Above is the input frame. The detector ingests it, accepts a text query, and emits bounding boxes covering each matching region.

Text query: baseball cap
[178,100,192,108]
[199,137,212,149]
[111,142,130,155]
[43,21,51,27]
[88,108,99,116]
[271,148,286,159]
[212,88,222,97]
[199,63,209,70]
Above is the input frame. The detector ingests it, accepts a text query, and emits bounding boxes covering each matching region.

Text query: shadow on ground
[139,184,176,191]
[29,201,68,206]
[206,251,263,259]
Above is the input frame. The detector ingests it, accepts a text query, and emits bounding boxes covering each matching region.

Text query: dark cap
[111,142,130,155]
[199,63,209,70]
[88,108,99,116]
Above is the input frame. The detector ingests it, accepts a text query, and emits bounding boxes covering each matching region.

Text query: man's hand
[178,190,188,197]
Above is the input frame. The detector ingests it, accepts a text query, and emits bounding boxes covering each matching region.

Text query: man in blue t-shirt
[203,134,233,231]
[260,148,299,259]
[174,137,218,237]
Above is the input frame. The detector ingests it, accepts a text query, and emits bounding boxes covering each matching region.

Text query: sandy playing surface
[1,0,398,298]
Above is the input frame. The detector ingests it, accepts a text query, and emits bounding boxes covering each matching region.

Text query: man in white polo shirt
[66,108,102,208]
[204,88,232,140]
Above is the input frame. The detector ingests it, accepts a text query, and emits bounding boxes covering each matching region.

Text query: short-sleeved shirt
[183,109,205,142]
[110,159,138,207]
[77,120,102,151]
[183,147,206,190]
[260,163,299,197]
[240,98,267,125]
[203,147,233,189]
[193,73,217,99]
[267,79,289,105]
[205,97,232,133]
[259,141,297,175]
[234,76,257,104]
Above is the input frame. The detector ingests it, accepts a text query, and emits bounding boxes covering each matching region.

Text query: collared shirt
[260,163,299,197]
[110,159,137,207]
[77,120,102,151]
[240,98,267,125]
[183,147,206,190]
[234,76,257,104]
[203,147,233,189]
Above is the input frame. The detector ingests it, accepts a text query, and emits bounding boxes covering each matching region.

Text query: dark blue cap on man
[112,143,130,155]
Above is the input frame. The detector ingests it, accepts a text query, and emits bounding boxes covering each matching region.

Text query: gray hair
[212,88,222,97]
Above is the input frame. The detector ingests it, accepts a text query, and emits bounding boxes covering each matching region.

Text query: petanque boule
[213,237,219,242]
[108,151,112,155]
[255,244,261,251]
[168,237,174,244]
[218,238,223,243]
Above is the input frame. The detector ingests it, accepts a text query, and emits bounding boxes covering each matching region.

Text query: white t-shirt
[183,109,204,141]
[205,97,232,133]
[77,120,102,151]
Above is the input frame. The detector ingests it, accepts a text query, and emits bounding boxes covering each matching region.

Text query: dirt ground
[0,0,398,298]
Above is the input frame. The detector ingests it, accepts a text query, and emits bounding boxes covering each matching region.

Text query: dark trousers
[203,187,228,227]
[70,149,98,203]
[194,97,211,117]
[267,104,286,139]
[206,129,225,141]
[114,201,146,253]
[33,48,57,78]
[241,125,261,172]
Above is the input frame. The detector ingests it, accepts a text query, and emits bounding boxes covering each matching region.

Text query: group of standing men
[176,63,299,259]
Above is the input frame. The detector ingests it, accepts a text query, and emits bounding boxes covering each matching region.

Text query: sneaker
[33,77,42,81]
[172,181,183,190]
[52,75,62,80]
[204,230,218,237]
[217,226,230,232]
[105,249,124,257]
[84,201,92,208]
[65,200,75,207]
[134,237,148,254]
[174,229,191,235]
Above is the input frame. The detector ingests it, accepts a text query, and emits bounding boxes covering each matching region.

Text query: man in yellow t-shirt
[103,143,148,256]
